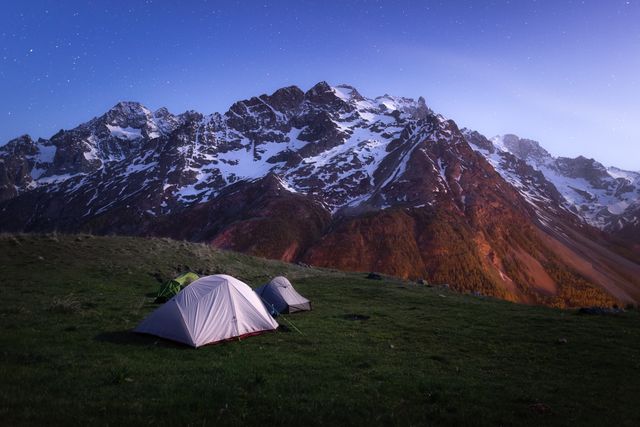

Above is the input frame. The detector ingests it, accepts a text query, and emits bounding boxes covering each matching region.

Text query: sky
[1,0,639,170]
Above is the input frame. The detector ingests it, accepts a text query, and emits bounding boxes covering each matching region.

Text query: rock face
[1,82,639,307]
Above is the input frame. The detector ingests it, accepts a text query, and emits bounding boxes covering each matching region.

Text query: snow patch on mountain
[106,125,143,141]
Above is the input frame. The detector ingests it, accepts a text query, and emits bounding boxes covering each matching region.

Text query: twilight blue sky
[1,0,639,170]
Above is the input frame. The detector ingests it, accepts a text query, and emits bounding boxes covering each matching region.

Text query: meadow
[1,234,638,426]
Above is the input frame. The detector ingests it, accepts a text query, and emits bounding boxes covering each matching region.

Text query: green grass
[0,234,639,426]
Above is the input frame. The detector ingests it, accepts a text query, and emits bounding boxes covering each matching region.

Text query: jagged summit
[306,80,332,94]
[109,100,146,112]
[3,134,36,152]
[333,84,365,101]
[493,134,552,163]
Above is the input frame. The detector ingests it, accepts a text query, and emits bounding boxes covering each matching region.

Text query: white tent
[255,276,312,314]
[135,274,278,347]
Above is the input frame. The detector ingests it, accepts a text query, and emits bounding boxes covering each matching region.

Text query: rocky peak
[375,94,432,120]
[105,101,148,119]
[101,101,153,129]
[0,135,41,202]
[461,129,495,153]
[262,86,305,112]
[225,96,283,132]
[305,80,332,96]
[153,107,172,119]
[178,110,203,122]
[1,135,37,157]
[304,81,349,108]
[414,96,431,120]
[497,134,551,163]
[555,156,609,185]
[108,101,147,115]
[333,84,365,102]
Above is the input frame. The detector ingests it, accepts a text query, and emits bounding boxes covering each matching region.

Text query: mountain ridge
[1,81,639,307]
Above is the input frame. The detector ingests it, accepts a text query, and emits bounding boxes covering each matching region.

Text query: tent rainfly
[135,274,279,347]
[255,276,311,315]
[155,272,199,302]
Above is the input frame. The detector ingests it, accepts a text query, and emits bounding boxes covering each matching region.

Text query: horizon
[1,1,639,170]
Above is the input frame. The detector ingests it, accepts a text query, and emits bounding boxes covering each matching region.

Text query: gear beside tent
[255,276,312,315]
[155,272,199,302]
[136,274,279,347]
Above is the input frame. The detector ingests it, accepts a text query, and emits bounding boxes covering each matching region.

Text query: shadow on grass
[340,313,370,321]
[95,330,190,349]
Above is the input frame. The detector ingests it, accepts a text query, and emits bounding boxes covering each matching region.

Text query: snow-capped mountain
[465,132,640,233]
[1,82,639,307]
[1,83,435,212]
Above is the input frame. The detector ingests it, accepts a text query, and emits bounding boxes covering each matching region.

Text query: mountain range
[1,81,639,307]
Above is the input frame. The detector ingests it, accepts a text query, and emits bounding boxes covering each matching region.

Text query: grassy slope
[0,234,639,426]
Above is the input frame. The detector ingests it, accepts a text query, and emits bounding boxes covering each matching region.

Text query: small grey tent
[255,276,311,314]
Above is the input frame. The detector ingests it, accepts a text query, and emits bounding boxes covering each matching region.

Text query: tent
[155,272,199,302]
[135,274,279,347]
[255,276,311,315]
